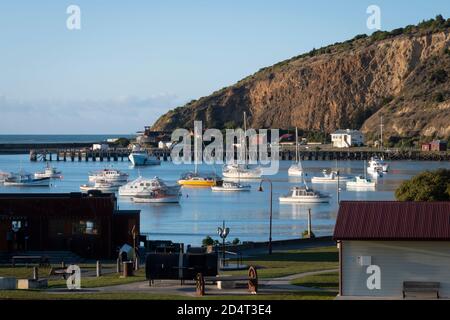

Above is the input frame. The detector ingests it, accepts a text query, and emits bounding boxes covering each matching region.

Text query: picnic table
[11,255,50,268]
[196,266,258,296]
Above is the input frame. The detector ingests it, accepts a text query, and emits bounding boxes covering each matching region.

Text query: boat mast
[243,112,247,167]
[380,116,384,151]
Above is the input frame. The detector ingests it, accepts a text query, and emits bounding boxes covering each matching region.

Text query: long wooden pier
[26,146,450,162]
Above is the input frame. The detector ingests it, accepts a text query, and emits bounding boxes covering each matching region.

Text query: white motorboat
[367,156,389,173]
[34,163,62,179]
[288,127,305,177]
[346,176,376,188]
[311,170,352,184]
[279,186,330,203]
[128,145,161,166]
[80,180,120,192]
[88,168,129,183]
[222,112,262,179]
[211,181,251,192]
[4,171,50,187]
[119,176,181,197]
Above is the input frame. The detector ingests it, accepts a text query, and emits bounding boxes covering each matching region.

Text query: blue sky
[0,0,449,133]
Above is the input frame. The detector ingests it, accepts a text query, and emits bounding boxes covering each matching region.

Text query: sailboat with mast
[222,112,262,179]
[288,127,304,177]
[177,127,220,187]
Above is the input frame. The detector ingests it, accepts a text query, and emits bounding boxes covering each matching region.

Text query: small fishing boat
[80,180,120,192]
[4,172,50,187]
[34,163,62,179]
[88,168,129,183]
[288,127,305,177]
[211,181,251,192]
[279,186,330,203]
[311,170,352,184]
[346,176,376,188]
[128,145,161,166]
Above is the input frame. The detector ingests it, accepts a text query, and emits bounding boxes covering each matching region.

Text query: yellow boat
[177,172,218,187]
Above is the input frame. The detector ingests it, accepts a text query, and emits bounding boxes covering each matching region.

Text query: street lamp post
[258,179,273,255]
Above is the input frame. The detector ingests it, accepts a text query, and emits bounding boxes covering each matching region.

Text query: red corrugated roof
[333,201,450,241]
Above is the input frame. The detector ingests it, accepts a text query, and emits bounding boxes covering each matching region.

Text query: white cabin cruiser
[367,156,389,173]
[34,163,62,179]
[211,181,251,192]
[311,170,352,184]
[346,176,376,189]
[279,186,330,203]
[4,172,50,187]
[128,145,161,166]
[88,168,129,183]
[119,176,181,197]
[222,164,262,179]
[80,180,120,192]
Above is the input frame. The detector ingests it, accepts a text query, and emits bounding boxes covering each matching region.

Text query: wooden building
[0,192,140,259]
[334,201,450,299]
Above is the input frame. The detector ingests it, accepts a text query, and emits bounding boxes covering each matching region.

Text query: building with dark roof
[334,201,450,299]
[0,192,140,259]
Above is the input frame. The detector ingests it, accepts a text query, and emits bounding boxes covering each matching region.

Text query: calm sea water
[0,134,135,144]
[1,154,449,246]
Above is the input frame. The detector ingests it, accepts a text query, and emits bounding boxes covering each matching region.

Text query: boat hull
[4,178,50,187]
[132,195,180,203]
[211,186,251,192]
[129,153,161,166]
[279,196,330,203]
[178,179,216,187]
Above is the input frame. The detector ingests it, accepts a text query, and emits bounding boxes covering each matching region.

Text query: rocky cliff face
[152,20,450,141]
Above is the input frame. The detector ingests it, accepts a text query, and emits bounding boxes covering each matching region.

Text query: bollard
[96,261,102,277]
[33,267,39,280]
[134,257,139,271]
[116,258,121,273]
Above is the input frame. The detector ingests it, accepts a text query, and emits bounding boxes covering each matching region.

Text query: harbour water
[1,153,449,246]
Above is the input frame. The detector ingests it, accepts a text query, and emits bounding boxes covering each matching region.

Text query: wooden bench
[48,267,74,280]
[196,266,258,296]
[11,256,50,268]
[403,281,440,299]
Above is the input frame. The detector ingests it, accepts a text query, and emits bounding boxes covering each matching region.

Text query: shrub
[435,92,445,103]
[395,169,450,201]
[202,236,215,247]
[232,238,240,245]
[430,69,448,84]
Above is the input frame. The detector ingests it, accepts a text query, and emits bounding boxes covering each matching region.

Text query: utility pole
[380,116,384,151]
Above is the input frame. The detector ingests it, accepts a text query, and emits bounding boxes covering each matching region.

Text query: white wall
[342,241,450,297]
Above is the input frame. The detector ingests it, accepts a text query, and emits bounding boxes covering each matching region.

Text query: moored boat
[211,181,251,192]
[346,176,376,188]
[80,180,120,192]
[128,145,161,166]
[311,170,352,184]
[88,168,129,183]
[132,189,181,203]
[119,176,181,197]
[4,172,50,187]
[34,163,62,179]
[279,186,330,203]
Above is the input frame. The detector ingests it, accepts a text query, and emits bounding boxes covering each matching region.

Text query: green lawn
[291,272,339,291]
[0,265,146,288]
[225,246,338,279]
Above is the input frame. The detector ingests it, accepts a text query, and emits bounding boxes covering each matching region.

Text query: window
[72,220,99,235]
